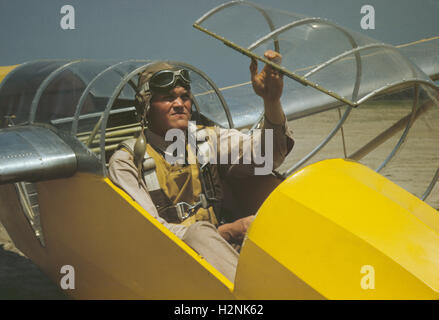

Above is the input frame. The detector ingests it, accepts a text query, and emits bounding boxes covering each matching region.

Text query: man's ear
[135,90,153,125]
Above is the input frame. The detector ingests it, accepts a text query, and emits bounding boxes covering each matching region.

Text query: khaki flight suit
[145,143,219,227]
[108,116,294,282]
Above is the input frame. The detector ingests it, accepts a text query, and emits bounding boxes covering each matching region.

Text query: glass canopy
[0,59,232,170]
[195,0,439,206]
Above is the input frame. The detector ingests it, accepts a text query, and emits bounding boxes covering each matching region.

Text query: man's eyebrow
[174,91,189,97]
[159,92,176,98]
[154,89,189,99]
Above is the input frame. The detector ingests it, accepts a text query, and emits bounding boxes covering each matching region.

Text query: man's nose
[172,97,184,106]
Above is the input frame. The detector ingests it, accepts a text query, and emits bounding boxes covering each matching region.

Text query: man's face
[149,86,192,137]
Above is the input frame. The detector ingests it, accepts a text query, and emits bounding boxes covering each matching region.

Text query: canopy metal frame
[195,0,280,52]
[0,59,69,94]
[194,0,439,202]
[71,59,149,135]
[28,60,83,123]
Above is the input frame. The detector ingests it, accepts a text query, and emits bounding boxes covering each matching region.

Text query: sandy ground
[278,102,439,209]
[0,102,438,299]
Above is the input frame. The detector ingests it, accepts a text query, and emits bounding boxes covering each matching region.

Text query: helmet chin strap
[134,91,152,185]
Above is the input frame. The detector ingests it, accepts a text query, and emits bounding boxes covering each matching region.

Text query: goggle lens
[150,69,191,89]
[180,69,190,82]
[151,72,174,87]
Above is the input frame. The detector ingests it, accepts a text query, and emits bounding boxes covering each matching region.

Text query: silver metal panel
[0,125,77,184]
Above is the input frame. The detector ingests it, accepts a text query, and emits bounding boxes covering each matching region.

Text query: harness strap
[118,137,216,223]
[119,139,160,193]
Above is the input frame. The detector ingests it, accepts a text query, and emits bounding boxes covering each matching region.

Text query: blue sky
[0,0,438,86]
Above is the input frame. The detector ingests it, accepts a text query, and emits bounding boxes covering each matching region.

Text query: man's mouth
[170,112,188,119]
[171,109,188,115]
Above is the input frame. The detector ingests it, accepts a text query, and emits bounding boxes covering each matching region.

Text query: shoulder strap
[117,136,219,224]
[118,138,137,155]
[118,139,160,192]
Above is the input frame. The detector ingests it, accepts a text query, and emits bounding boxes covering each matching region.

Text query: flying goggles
[148,69,191,91]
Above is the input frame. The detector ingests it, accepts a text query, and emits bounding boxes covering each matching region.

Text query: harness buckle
[175,193,210,222]
[199,193,209,209]
[176,202,192,222]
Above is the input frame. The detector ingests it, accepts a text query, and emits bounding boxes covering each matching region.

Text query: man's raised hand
[250,50,283,103]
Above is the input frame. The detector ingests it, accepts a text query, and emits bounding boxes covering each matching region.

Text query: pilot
[108,50,294,282]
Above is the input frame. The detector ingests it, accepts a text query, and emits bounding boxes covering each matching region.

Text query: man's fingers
[263,50,283,83]
[264,50,282,64]
[241,215,256,231]
[251,51,284,98]
[249,57,258,77]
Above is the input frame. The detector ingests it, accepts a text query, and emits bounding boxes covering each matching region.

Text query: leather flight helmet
[133,62,192,184]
